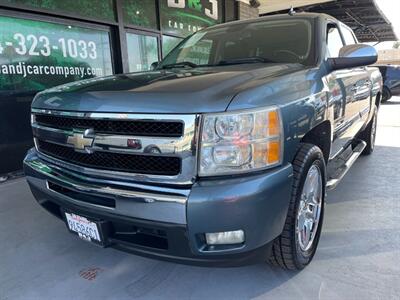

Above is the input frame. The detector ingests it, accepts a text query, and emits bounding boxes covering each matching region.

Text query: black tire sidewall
[293,147,326,267]
[362,106,378,155]
[382,87,391,102]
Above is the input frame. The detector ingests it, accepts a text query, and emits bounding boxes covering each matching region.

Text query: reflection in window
[126,33,159,72]
[161,19,314,67]
[162,35,183,58]
[177,39,213,65]
[341,25,357,45]
[163,37,213,66]
[327,26,344,58]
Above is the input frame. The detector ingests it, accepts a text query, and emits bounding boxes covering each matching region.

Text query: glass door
[126,31,160,72]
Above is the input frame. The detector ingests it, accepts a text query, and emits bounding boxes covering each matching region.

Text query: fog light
[205,230,245,245]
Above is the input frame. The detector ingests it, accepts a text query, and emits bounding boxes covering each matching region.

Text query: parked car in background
[24,13,382,270]
[377,65,400,102]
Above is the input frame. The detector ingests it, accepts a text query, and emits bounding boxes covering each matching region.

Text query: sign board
[0,0,116,22]
[160,0,223,37]
[0,15,113,93]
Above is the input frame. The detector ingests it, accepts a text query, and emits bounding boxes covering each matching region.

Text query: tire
[360,106,378,155]
[268,143,326,270]
[381,87,391,103]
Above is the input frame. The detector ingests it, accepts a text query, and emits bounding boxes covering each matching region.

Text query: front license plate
[65,212,101,243]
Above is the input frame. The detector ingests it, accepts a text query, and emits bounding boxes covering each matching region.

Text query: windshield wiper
[216,57,275,66]
[160,61,198,69]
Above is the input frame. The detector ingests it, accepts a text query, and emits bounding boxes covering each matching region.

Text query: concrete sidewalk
[1,98,400,300]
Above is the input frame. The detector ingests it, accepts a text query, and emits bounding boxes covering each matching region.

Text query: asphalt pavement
[1,98,399,300]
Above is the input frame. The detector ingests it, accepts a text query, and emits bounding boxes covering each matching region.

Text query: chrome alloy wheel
[296,164,323,252]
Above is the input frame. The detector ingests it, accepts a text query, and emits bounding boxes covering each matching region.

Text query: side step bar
[326,140,367,191]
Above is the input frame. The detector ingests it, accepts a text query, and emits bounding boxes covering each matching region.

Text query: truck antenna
[288,6,296,16]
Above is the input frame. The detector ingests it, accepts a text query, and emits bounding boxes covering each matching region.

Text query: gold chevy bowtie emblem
[67,131,94,151]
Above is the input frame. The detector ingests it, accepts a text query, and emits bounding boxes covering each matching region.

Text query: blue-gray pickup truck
[24,13,382,270]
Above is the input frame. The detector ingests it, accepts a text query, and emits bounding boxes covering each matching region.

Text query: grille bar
[37,140,181,176]
[35,114,184,137]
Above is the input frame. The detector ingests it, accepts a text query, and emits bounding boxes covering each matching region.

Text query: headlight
[199,106,282,176]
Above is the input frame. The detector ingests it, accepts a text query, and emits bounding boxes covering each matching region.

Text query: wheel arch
[299,121,332,163]
[375,91,382,108]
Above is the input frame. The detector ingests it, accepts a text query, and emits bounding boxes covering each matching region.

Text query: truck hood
[32,63,306,114]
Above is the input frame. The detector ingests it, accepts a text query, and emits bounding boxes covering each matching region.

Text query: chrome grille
[35,114,184,137]
[31,109,198,185]
[37,140,181,176]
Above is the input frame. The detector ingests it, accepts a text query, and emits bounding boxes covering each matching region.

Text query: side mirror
[150,62,159,71]
[328,44,378,70]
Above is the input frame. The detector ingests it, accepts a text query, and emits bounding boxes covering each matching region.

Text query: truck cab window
[164,38,214,66]
[327,25,344,58]
[160,19,314,67]
[341,25,357,45]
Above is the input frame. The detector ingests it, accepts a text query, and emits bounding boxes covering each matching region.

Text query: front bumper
[24,149,293,266]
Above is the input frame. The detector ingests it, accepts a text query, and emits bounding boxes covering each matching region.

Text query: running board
[326,140,367,191]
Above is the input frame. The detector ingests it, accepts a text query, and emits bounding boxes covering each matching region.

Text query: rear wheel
[360,106,378,155]
[268,144,326,270]
[382,86,391,103]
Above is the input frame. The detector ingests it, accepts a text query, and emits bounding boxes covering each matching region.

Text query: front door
[327,24,370,157]
[339,24,372,125]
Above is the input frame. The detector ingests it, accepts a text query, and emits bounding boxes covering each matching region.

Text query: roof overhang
[259,0,398,42]
[258,0,334,14]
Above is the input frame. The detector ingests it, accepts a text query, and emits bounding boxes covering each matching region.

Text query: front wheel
[268,143,326,270]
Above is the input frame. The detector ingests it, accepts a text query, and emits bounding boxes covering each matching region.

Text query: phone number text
[0,33,98,60]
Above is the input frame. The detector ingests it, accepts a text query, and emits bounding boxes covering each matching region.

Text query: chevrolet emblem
[67,129,94,151]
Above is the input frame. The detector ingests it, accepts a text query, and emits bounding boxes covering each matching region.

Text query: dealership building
[0,0,396,176]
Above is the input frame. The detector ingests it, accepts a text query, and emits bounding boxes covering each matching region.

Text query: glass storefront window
[122,0,157,29]
[162,35,183,58]
[0,15,113,174]
[0,0,116,22]
[0,15,113,92]
[126,33,159,72]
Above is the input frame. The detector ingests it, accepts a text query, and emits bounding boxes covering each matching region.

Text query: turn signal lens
[268,110,280,136]
[267,140,281,164]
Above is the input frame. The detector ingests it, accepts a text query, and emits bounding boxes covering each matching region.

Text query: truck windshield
[159,18,314,68]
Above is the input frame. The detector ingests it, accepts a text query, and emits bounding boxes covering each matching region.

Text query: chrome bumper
[24,147,294,264]
[24,149,190,224]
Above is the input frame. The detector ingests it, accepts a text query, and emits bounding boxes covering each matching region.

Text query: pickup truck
[377,65,400,102]
[24,13,382,270]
